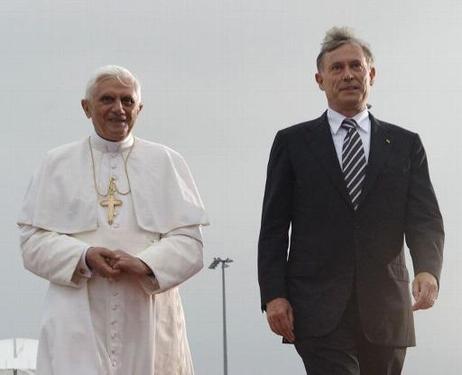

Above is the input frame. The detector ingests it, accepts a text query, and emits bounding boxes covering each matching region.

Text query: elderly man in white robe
[18,65,208,375]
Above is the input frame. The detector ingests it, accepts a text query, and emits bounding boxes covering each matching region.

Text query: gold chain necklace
[88,136,135,196]
[88,136,135,224]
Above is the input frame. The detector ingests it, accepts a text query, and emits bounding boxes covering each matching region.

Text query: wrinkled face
[81,78,143,142]
[315,43,375,116]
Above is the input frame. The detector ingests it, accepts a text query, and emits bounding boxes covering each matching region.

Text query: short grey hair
[316,26,374,71]
[84,65,141,101]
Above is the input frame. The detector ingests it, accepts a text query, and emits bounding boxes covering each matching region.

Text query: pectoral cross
[100,177,122,225]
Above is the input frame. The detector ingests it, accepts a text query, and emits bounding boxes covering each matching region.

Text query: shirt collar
[90,130,134,153]
[327,107,370,135]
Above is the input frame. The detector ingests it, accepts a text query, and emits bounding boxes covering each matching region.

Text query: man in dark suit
[258,27,444,374]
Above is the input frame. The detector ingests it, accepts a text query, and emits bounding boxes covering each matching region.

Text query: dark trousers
[294,296,406,375]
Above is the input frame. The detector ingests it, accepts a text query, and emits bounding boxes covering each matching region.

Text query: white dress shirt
[327,107,371,166]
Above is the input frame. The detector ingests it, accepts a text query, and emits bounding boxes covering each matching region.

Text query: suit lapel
[303,112,353,209]
[357,114,393,207]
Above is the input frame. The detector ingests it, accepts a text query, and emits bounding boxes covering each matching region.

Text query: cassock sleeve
[19,224,90,288]
[136,225,203,295]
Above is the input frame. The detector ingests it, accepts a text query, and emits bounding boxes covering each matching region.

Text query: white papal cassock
[18,132,209,375]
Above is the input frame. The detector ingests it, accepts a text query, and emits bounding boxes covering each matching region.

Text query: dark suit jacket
[258,112,444,347]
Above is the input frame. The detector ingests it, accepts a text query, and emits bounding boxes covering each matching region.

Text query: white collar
[90,130,134,153]
[327,107,370,135]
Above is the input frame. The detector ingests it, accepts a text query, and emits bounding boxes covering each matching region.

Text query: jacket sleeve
[404,134,444,284]
[19,224,90,288]
[258,131,294,309]
[137,225,203,295]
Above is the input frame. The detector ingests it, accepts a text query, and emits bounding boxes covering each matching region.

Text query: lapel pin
[385,139,391,144]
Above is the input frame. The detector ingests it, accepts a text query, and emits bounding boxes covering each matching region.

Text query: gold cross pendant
[100,177,122,225]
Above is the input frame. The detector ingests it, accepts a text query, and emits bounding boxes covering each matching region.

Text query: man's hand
[412,272,439,311]
[111,250,153,277]
[86,247,121,280]
[266,297,295,342]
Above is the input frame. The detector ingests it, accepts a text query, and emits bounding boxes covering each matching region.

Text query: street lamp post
[209,257,233,375]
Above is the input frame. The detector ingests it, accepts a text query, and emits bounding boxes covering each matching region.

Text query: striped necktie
[341,118,367,210]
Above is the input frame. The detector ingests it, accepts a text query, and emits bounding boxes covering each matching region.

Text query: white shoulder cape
[18,137,209,233]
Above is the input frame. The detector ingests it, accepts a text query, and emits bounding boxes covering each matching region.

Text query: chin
[341,99,363,108]
[101,132,127,142]
[110,129,130,141]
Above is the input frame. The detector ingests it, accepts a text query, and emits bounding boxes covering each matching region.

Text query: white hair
[84,65,141,101]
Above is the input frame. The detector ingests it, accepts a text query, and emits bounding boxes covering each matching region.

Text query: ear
[137,102,144,114]
[369,66,376,86]
[81,99,92,119]
[315,72,325,91]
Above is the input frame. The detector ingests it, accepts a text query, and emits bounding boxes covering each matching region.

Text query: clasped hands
[86,247,152,280]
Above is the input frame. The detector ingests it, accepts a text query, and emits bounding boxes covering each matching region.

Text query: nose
[342,66,354,81]
[112,99,124,113]
[343,71,353,81]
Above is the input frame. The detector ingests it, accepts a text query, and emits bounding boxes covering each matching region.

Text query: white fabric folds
[18,137,209,234]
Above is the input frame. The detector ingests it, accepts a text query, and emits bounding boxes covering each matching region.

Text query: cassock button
[112,304,118,310]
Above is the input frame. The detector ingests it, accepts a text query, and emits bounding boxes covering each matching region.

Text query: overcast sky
[1,1,461,374]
